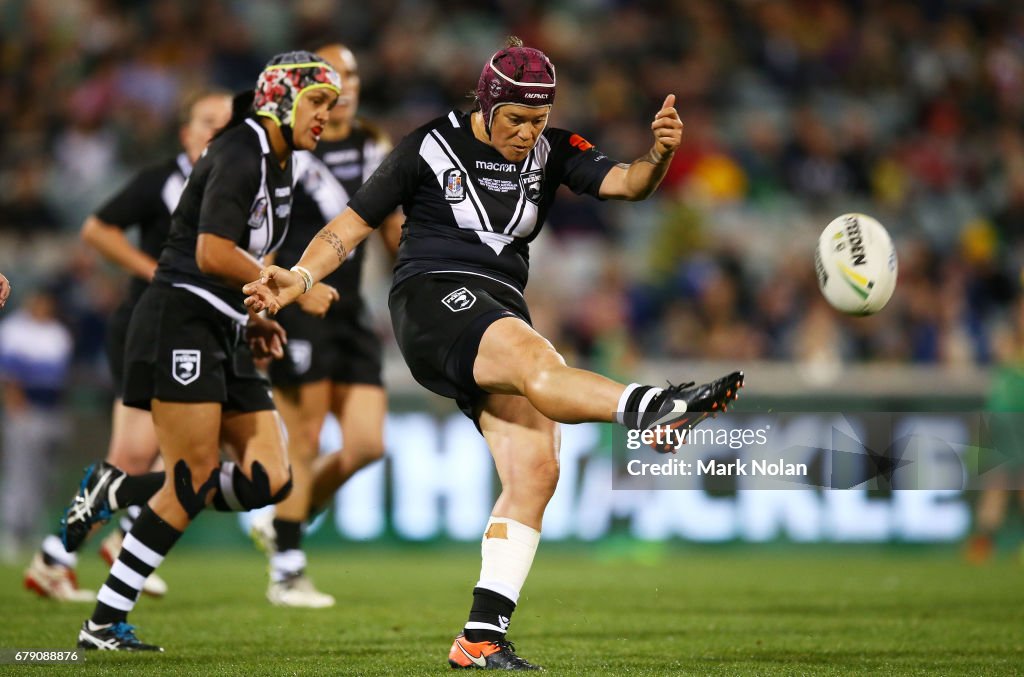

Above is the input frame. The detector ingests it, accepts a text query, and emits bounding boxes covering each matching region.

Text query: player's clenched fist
[651,94,683,160]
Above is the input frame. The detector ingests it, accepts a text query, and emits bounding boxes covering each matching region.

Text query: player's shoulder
[131,155,184,185]
[206,120,264,164]
[541,126,598,154]
[409,111,465,141]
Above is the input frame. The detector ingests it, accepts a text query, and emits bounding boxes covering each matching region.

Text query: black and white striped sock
[91,507,181,626]
[615,383,668,429]
[119,505,142,535]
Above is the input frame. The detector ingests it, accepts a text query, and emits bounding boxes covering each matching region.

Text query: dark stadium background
[1,2,1023,674]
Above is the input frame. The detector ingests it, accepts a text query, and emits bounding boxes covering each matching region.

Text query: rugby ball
[814,213,897,315]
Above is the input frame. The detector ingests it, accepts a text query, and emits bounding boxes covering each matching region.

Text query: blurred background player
[244,38,741,669]
[0,288,72,564]
[0,273,10,309]
[69,52,340,651]
[22,89,232,603]
[966,292,1024,564]
[248,43,401,609]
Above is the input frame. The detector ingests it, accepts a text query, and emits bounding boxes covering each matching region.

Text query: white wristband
[290,266,314,294]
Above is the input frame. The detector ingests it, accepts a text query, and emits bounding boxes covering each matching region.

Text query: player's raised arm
[0,272,9,308]
[243,206,374,314]
[598,94,682,201]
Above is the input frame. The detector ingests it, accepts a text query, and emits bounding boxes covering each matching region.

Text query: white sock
[42,535,77,568]
[475,517,540,605]
[270,549,307,582]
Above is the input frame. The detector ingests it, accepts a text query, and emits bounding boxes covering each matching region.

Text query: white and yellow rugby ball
[814,213,897,315]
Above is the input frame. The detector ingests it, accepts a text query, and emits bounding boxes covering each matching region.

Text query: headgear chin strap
[254,50,341,148]
[475,45,556,133]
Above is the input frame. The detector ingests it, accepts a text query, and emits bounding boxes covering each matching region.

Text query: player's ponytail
[211,90,256,140]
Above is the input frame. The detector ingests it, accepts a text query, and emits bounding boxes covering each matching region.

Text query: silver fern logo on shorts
[442,287,476,312]
[172,350,201,386]
[287,339,313,375]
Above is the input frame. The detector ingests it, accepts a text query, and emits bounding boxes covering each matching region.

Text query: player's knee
[531,457,560,498]
[108,443,157,475]
[264,463,294,502]
[172,459,221,519]
[506,457,559,506]
[522,344,566,393]
[349,441,385,471]
[211,461,291,512]
[294,418,323,459]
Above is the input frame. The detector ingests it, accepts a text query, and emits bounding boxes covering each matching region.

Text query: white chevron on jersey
[503,136,550,239]
[419,131,495,236]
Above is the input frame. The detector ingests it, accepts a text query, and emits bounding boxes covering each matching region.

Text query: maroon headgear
[475,45,556,132]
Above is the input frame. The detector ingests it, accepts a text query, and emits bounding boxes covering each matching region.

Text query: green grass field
[1,542,1022,675]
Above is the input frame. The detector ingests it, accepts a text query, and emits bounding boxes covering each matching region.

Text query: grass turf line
[0,544,1022,675]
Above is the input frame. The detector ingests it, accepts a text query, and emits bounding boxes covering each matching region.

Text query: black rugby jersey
[94,153,192,304]
[155,118,293,322]
[348,110,617,293]
[274,122,389,302]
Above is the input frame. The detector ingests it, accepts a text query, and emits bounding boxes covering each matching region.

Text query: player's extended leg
[966,483,1010,564]
[29,401,164,602]
[307,383,387,513]
[473,317,742,432]
[98,401,168,597]
[252,381,335,608]
[449,393,556,671]
[78,400,224,652]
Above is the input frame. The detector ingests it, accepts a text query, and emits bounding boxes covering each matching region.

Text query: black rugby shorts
[104,300,135,398]
[122,283,274,413]
[268,299,383,388]
[389,271,531,419]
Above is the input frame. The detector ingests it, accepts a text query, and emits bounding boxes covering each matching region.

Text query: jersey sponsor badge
[287,339,313,375]
[443,168,466,203]
[442,287,477,312]
[520,169,543,204]
[172,349,201,386]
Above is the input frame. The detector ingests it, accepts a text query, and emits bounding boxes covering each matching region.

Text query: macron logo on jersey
[476,160,517,172]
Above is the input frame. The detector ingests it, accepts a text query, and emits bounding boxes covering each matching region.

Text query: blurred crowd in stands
[1,0,1023,389]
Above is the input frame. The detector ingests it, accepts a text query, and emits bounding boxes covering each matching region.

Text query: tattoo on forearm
[635,147,665,166]
[316,227,348,264]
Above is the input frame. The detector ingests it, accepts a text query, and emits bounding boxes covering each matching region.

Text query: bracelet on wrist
[290,266,314,294]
